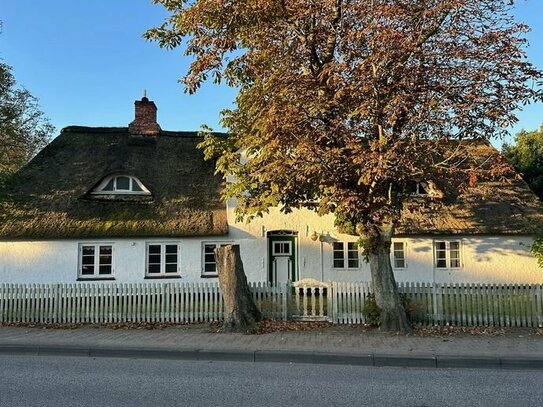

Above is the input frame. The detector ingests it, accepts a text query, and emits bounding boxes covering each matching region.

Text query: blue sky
[1,0,542,145]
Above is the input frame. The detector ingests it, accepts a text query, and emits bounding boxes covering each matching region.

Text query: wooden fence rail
[1,281,542,328]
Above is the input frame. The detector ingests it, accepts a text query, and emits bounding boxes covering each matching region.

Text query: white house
[1,97,542,284]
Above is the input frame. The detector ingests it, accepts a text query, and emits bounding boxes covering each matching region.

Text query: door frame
[267,230,298,283]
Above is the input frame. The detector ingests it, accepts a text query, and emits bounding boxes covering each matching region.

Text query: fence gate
[290,279,331,322]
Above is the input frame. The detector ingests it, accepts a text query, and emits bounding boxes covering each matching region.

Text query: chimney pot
[128,96,161,136]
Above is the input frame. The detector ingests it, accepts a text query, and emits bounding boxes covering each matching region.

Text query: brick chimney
[128,96,161,136]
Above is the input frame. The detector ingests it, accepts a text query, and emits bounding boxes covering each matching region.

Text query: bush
[362,294,381,326]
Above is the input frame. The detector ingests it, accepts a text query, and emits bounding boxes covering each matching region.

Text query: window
[92,174,150,195]
[202,242,231,276]
[272,241,291,256]
[332,242,359,269]
[146,243,180,277]
[393,242,406,269]
[79,244,114,279]
[435,240,461,268]
[407,181,428,196]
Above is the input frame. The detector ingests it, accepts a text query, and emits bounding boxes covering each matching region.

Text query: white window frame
[392,241,407,269]
[272,241,292,256]
[92,174,151,195]
[202,242,233,277]
[78,243,115,280]
[145,243,181,277]
[332,241,360,269]
[434,240,462,269]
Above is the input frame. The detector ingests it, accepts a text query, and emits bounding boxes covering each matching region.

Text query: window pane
[148,254,161,264]
[165,264,177,273]
[166,245,177,254]
[102,179,114,191]
[82,256,94,265]
[99,246,112,266]
[132,181,143,192]
[393,242,405,268]
[204,253,215,263]
[148,245,161,254]
[450,242,460,268]
[148,264,161,274]
[333,250,344,260]
[82,246,95,256]
[99,265,112,275]
[81,265,94,275]
[347,243,359,268]
[204,263,216,273]
[333,242,345,268]
[165,254,177,263]
[204,244,216,254]
[348,258,359,268]
[333,259,344,268]
[116,176,130,190]
[450,258,460,268]
[395,259,406,268]
[332,242,344,251]
[436,242,447,268]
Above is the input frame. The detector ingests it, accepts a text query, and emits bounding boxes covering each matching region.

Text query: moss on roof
[0,126,228,239]
[396,142,543,236]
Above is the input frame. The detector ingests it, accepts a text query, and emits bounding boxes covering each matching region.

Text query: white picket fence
[331,282,543,327]
[0,282,288,324]
[1,281,542,328]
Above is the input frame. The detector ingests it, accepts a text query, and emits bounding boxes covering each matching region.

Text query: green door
[268,234,297,283]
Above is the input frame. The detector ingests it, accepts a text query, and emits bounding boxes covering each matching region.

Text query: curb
[1,345,543,370]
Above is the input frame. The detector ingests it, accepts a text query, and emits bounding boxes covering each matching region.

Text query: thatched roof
[1,130,541,239]
[396,141,543,236]
[0,126,228,239]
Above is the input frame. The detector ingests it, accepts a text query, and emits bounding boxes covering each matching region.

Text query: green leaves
[0,61,54,181]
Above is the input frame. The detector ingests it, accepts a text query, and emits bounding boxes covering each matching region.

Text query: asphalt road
[1,355,542,407]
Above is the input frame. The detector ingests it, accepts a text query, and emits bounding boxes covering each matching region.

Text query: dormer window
[410,181,428,196]
[405,180,444,199]
[92,175,150,195]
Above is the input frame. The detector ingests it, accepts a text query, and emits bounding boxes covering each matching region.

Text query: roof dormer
[90,174,151,197]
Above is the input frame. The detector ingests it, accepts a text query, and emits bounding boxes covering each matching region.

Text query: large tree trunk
[366,225,412,333]
[215,244,262,332]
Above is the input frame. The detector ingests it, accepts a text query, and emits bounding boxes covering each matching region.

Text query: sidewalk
[1,324,542,369]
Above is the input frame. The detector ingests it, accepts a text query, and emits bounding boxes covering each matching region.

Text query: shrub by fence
[0,281,542,328]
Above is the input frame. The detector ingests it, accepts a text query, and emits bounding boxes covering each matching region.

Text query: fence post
[326,281,334,323]
[282,281,289,321]
[537,284,543,328]
[433,283,441,325]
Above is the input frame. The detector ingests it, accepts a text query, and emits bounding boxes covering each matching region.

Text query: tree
[503,125,543,200]
[146,0,543,332]
[215,245,262,331]
[0,60,53,182]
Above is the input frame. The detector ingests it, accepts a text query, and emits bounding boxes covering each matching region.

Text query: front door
[268,233,297,283]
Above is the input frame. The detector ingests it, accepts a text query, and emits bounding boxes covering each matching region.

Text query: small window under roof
[92,174,151,195]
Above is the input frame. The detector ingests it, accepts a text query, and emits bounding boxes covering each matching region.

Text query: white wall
[227,203,543,284]
[0,205,541,284]
[0,238,233,284]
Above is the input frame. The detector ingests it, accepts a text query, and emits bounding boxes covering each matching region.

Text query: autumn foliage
[146,0,543,332]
